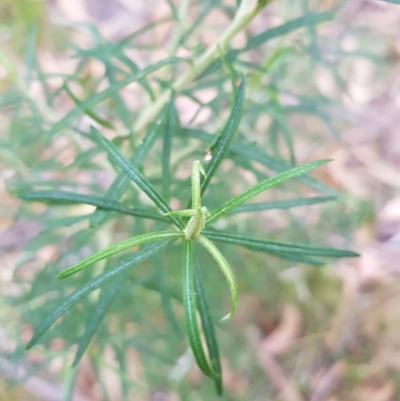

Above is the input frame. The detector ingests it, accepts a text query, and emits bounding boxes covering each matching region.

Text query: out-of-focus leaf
[243,12,333,51]
[162,93,176,202]
[18,190,170,222]
[73,272,128,366]
[26,240,171,349]
[229,196,335,214]
[49,57,187,136]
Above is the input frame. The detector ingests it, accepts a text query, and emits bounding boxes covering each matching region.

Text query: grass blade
[197,235,238,321]
[182,240,216,378]
[229,196,335,214]
[201,77,246,196]
[26,241,170,349]
[90,126,184,229]
[72,272,127,366]
[18,190,170,222]
[202,231,359,258]
[57,230,183,279]
[90,120,162,227]
[194,261,223,395]
[49,57,186,136]
[206,159,331,224]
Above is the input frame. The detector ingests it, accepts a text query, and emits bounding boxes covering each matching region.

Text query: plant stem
[133,0,271,134]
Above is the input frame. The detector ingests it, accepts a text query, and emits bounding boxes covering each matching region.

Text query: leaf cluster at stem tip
[23,75,358,395]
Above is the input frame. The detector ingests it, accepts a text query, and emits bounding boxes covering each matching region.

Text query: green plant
[18,80,358,395]
[2,0,363,398]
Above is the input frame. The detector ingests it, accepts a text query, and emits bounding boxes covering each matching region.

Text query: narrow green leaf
[201,77,246,196]
[18,190,170,222]
[269,106,295,166]
[90,126,184,229]
[203,231,359,258]
[26,240,170,349]
[194,262,223,395]
[113,53,155,102]
[57,230,183,279]
[243,12,333,51]
[73,272,127,366]
[182,240,217,378]
[265,250,323,265]
[197,235,238,321]
[90,120,162,227]
[63,80,114,129]
[162,93,175,202]
[165,0,178,20]
[180,128,336,196]
[62,365,78,401]
[153,252,181,335]
[378,0,400,4]
[229,196,335,214]
[207,160,331,224]
[196,13,333,80]
[104,64,132,131]
[49,57,186,136]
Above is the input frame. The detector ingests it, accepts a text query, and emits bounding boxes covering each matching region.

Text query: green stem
[133,0,270,134]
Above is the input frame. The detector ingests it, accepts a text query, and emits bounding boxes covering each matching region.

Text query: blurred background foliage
[1,0,400,400]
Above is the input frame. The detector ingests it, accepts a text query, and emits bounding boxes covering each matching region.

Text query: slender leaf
[243,12,333,51]
[269,106,295,165]
[196,13,333,80]
[49,57,186,136]
[57,230,183,279]
[165,0,178,20]
[153,252,181,335]
[73,272,127,366]
[63,80,114,129]
[201,77,246,196]
[203,231,359,258]
[104,63,132,131]
[62,365,78,401]
[206,159,331,224]
[162,93,175,202]
[90,120,162,227]
[197,235,238,321]
[182,240,217,378]
[264,250,323,265]
[180,128,336,196]
[18,190,170,222]
[378,0,400,3]
[90,126,184,229]
[194,261,223,395]
[26,240,170,349]
[230,196,335,214]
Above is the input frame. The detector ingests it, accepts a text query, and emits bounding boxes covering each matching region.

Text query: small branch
[133,0,274,134]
